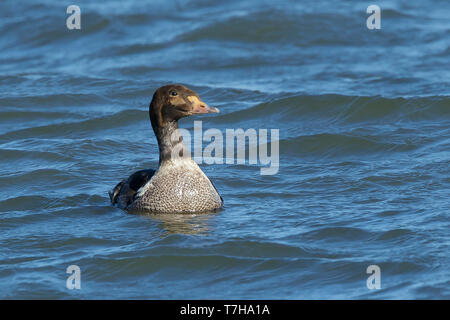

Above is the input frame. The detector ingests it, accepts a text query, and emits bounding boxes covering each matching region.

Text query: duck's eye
[170,91,178,97]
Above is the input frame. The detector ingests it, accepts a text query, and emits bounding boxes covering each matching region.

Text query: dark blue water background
[0,0,449,299]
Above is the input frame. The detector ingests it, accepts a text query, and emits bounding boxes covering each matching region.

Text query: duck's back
[129,159,222,213]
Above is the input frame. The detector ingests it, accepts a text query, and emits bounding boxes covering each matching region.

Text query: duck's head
[149,84,219,130]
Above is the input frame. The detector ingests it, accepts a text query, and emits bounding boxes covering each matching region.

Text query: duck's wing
[109,169,156,208]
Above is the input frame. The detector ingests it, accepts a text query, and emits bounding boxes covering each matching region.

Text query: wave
[217,94,450,124]
[279,132,417,158]
[0,109,147,141]
[178,9,373,46]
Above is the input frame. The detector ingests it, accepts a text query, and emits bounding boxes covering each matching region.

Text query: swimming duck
[109,84,223,214]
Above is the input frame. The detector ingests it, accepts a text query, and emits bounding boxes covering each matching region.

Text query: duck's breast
[130,160,222,213]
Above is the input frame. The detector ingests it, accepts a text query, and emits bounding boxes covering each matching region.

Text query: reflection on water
[143,212,217,235]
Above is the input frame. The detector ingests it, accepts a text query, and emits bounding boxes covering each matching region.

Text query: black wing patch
[109,169,156,207]
[129,169,156,192]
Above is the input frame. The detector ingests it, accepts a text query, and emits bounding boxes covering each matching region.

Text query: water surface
[0,0,449,299]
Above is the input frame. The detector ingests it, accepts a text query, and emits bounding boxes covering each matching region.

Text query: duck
[109,84,223,214]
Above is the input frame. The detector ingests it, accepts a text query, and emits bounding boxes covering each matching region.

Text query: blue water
[0,0,449,299]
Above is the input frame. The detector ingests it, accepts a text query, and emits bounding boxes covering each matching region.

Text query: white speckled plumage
[129,159,222,213]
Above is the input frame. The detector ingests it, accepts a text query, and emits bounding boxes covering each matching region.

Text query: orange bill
[188,96,219,114]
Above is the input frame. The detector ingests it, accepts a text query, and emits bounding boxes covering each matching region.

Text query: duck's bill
[188,96,220,114]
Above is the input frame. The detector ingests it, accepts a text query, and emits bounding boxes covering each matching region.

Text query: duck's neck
[154,120,188,165]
